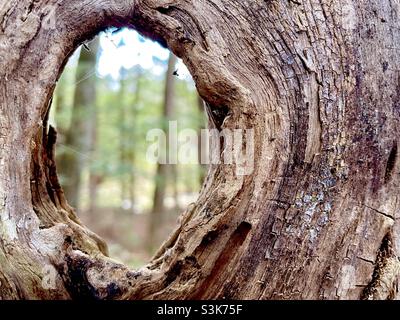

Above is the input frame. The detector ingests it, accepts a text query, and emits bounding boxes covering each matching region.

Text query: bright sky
[96,28,192,81]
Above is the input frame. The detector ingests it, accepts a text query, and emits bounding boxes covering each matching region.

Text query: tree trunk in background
[87,86,100,214]
[52,73,70,142]
[119,68,141,213]
[172,160,179,210]
[1,0,400,300]
[128,71,142,214]
[118,72,128,203]
[87,40,101,215]
[149,53,177,251]
[58,38,99,210]
[197,96,208,186]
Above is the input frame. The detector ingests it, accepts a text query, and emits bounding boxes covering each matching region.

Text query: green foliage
[53,31,205,213]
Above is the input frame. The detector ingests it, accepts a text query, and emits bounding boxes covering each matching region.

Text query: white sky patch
[97,29,192,81]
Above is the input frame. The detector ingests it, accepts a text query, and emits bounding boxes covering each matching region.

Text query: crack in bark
[0,0,18,31]
[364,205,395,221]
[356,256,375,265]
[384,142,397,184]
[192,221,252,299]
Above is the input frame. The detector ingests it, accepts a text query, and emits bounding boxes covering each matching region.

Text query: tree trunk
[119,68,141,212]
[0,0,399,300]
[87,41,101,215]
[87,137,101,216]
[128,70,142,213]
[52,71,70,141]
[149,53,178,251]
[58,38,99,210]
[197,96,208,186]
[118,71,128,203]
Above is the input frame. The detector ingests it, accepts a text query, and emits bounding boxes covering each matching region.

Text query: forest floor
[80,207,182,267]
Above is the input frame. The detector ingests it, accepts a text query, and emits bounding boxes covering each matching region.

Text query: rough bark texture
[0,0,399,300]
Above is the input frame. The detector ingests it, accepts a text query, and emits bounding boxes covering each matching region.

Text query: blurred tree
[58,38,99,210]
[197,96,208,186]
[53,74,70,141]
[118,67,143,212]
[51,31,201,259]
[118,69,128,204]
[148,52,177,251]
[87,53,102,215]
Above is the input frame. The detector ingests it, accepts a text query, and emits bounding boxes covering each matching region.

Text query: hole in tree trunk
[49,28,208,267]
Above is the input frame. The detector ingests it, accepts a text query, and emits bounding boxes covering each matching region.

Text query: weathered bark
[0,0,399,300]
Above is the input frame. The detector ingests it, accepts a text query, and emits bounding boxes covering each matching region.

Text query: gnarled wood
[0,0,399,300]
